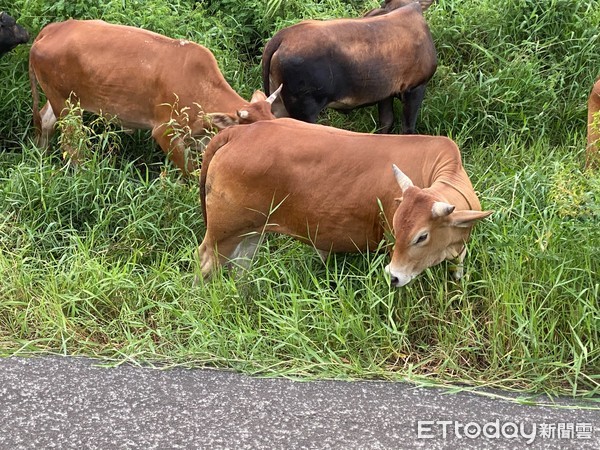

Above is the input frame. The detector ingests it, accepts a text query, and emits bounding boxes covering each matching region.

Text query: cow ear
[209,113,238,130]
[250,90,267,103]
[449,210,493,228]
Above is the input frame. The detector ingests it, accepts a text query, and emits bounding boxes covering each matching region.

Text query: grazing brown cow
[261,0,436,134]
[587,78,600,169]
[29,19,280,175]
[0,12,29,56]
[198,119,492,287]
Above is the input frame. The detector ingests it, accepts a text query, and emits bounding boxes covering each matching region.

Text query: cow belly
[207,187,383,254]
[263,209,384,254]
[74,97,155,130]
[328,98,362,110]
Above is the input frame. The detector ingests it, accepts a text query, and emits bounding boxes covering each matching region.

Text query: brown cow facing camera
[261,0,436,134]
[29,19,280,175]
[197,119,492,287]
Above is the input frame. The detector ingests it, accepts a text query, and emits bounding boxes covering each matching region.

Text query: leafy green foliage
[0,0,599,397]
[422,0,600,145]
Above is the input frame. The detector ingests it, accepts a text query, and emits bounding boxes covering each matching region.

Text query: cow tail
[261,33,284,96]
[28,56,42,144]
[200,129,233,225]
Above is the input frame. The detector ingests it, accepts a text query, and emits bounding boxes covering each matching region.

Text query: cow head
[385,165,492,287]
[210,85,282,130]
[364,0,434,17]
[0,12,29,56]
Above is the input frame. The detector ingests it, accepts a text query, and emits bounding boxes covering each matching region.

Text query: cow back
[30,19,245,128]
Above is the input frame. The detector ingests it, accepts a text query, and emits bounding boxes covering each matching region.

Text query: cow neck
[436,179,475,210]
[425,177,474,211]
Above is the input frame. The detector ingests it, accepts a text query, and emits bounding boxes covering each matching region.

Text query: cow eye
[413,233,428,245]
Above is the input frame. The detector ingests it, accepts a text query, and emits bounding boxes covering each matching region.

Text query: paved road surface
[0,356,598,449]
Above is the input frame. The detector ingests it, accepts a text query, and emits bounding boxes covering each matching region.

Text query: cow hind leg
[400,84,427,134]
[36,101,57,149]
[196,233,258,282]
[54,100,84,165]
[196,237,219,282]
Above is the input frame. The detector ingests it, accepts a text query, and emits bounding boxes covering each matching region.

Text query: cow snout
[18,26,29,43]
[384,263,414,288]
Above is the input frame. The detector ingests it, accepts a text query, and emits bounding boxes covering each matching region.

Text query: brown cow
[587,78,600,169]
[261,0,436,134]
[29,19,280,175]
[198,119,492,287]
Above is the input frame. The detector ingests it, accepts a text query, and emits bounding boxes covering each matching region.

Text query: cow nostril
[390,276,399,287]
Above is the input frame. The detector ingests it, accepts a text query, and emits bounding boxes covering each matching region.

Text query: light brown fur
[29,19,277,175]
[198,119,492,286]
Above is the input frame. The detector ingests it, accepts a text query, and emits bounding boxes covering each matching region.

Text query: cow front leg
[376,97,394,134]
[152,124,197,176]
[400,84,427,134]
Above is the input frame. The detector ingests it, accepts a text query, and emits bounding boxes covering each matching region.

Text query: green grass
[0,0,599,398]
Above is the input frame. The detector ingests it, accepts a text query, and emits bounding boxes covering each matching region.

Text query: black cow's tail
[261,32,285,96]
[200,129,234,225]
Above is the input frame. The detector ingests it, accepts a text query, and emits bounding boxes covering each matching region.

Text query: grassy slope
[0,0,599,397]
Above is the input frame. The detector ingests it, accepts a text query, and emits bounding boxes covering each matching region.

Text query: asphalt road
[0,355,598,449]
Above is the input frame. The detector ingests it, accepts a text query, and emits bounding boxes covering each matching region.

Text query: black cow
[261,0,436,134]
[0,12,29,56]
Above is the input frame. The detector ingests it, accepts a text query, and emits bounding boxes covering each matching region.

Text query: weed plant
[0,0,598,397]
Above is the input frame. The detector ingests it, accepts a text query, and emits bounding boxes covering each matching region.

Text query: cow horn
[392,164,413,191]
[266,84,283,104]
[431,201,455,218]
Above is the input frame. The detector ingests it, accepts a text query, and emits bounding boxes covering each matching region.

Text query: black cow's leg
[376,97,394,134]
[401,84,427,134]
